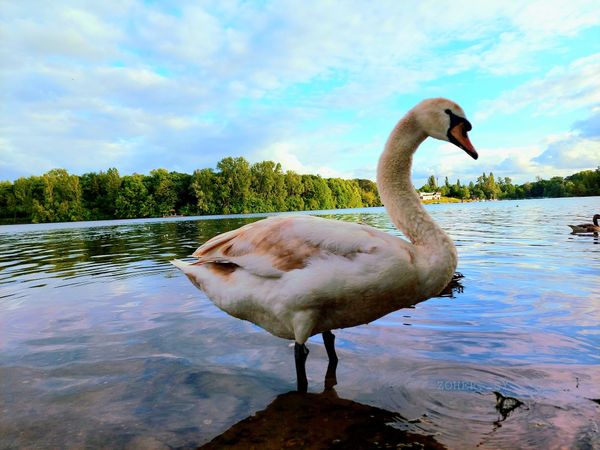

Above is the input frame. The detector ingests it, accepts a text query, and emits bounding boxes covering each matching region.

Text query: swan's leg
[322,330,338,363]
[294,342,309,393]
[324,360,338,390]
[322,331,338,389]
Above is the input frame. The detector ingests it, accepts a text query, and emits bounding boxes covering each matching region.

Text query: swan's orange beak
[450,122,478,160]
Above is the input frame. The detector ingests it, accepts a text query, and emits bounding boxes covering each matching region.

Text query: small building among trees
[418,191,441,201]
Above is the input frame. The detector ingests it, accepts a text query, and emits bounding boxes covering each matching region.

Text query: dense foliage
[0,157,380,224]
[418,169,600,201]
[1,159,598,224]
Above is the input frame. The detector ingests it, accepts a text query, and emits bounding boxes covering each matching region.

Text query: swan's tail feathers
[171,259,192,271]
[171,259,207,290]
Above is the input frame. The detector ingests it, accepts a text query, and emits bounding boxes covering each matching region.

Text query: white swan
[172,98,478,391]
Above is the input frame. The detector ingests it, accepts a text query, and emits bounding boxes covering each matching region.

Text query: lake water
[1,197,599,449]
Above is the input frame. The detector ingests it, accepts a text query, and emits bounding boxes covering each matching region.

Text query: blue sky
[1,0,599,187]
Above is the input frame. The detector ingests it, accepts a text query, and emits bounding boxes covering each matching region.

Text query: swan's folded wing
[190,216,401,278]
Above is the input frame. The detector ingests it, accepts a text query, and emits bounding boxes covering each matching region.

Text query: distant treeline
[418,168,600,201]
[0,157,380,224]
[0,157,598,224]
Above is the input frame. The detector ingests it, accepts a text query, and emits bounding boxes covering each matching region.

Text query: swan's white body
[173,98,477,346]
[173,215,454,343]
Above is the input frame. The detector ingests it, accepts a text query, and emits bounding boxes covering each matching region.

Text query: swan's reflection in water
[200,363,444,450]
[438,272,464,298]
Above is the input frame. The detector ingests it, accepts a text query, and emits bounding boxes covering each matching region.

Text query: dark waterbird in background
[172,98,478,392]
[568,214,600,234]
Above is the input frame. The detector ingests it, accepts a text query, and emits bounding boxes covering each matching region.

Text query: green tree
[565,169,600,196]
[356,179,381,207]
[102,168,122,216]
[420,175,438,192]
[498,177,515,198]
[448,179,460,198]
[191,168,218,215]
[0,181,16,222]
[545,176,567,197]
[484,172,501,199]
[458,185,470,200]
[249,161,286,212]
[302,175,335,210]
[327,178,363,209]
[284,170,305,211]
[80,168,122,219]
[30,169,83,223]
[12,176,43,221]
[170,171,193,214]
[115,174,155,218]
[439,176,451,196]
[216,157,251,214]
[148,168,178,216]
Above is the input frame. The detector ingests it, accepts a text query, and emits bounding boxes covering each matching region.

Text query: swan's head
[413,98,478,160]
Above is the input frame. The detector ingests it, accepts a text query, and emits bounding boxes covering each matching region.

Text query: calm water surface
[1,197,599,449]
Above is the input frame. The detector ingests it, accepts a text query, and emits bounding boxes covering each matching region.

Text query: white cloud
[453,32,549,76]
[413,124,599,187]
[533,135,600,169]
[475,53,600,120]
[252,136,368,180]
[532,119,600,171]
[573,109,600,138]
[254,142,307,174]
[511,0,600,35]
[132,5,225,67]
[0,3,125,64]
[413,141,546,186]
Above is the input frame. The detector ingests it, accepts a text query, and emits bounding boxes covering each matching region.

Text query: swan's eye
[444,109,471,134]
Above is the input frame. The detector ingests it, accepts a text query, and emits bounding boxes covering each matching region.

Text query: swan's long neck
[377,112,457,283]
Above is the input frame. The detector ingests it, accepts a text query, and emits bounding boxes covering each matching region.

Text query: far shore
[2,196,599,229]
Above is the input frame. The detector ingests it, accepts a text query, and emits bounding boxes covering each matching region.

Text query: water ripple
[0,197,599,449]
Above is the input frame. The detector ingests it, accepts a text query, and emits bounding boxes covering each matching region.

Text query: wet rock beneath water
[493,391,524,422]
[199,391,445,449]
